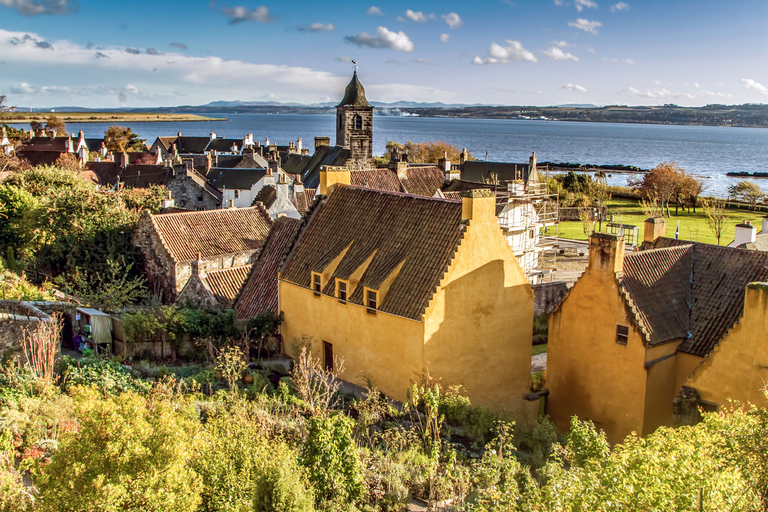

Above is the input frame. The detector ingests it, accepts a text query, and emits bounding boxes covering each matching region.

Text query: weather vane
[351,59,358,72]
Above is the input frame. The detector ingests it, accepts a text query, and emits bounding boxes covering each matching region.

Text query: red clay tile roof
[205,265,252,308]
[253,185,276,208]
[280,185,466,320]
[150,205,272,263]
[400,165,445,197]
[295,188,316,214]
[619,242,768,355]
[350,169,403,193]
[235,216,302,317]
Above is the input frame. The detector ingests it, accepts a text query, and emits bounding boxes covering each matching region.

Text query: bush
[440,386,495,446]
[58,356,151,395]
[253,442,315,512]
[300,414,364,507]
[35,387,202,512]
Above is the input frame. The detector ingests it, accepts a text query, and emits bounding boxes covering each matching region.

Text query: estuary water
[11,113,768,196]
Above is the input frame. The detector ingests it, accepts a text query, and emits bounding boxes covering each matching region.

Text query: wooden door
[323,341,333,372]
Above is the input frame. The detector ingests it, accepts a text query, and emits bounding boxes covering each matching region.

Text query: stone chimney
[268,156,280,176]
[177,131,182,137]
[588,232,625,274]
[161,190,175,209]
[276,174,291,202]
[78,145,88,163]
[229,199,236,208]
[191,253,206,280]
[440,152,460,183]
[734,220,757,247]
[119,152,128,168]
[297,137,302,152]
[231,142,238,154]
[77,130,85,149]
[761,216,768,235]
[319,166,351,196]
[461,189,496,224]
[100,142,108,157]
[643,217,667,244]
[293,174,304,195]
[396,161,408,180]
[315,136,331,151]
[210,131,216,141]
[65,136,73,152]
[301,148,310,156]
[460,148,468,165]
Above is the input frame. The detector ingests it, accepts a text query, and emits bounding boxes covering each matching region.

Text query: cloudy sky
[1,0,766,108]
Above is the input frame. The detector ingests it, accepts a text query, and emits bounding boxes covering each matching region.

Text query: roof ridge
[339,183,461,202]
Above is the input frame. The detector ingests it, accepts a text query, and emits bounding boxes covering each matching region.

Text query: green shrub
[440,386,495,446]
[300,414,364,507]
[59,356,150,395]
[253,442,315,512]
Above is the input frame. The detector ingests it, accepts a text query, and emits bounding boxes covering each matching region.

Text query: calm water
[11,113,768,196]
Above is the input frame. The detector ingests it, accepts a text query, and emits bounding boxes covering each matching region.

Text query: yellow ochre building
[278,170,534,412]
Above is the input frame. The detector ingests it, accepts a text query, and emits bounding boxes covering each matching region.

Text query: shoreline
[1,113,227,124]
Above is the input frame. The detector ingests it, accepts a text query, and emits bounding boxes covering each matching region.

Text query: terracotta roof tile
[235,217,302,317]
[205,265,252,308]
[400,165,445,196]
[350,169,403,193]
[295,188,317,214]
[281,185,466,320]
[150,206,272,263]
[619,241,768,355]
[253,185,276,208]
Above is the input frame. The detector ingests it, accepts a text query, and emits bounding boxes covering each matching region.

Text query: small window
[197,196,203,202]
[312,273,322,293]
[234,190,240,199]
[616,324,629,346]
[367,290,377,309]
[355,115,362,130]
[337,280,347,301]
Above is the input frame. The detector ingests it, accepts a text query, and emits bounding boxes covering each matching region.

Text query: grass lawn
[532,343,548,356]
[548,198,767,246]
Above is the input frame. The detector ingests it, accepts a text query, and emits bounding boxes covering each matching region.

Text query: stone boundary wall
[0,301,77,356]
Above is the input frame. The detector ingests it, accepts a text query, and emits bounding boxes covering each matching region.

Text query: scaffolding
[496,178,560,283]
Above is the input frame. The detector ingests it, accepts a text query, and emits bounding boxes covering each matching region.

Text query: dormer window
[312,272,322,294]
[336,279,348,301]
[366,289,378,309]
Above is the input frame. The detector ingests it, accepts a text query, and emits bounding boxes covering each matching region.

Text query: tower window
[355,115,362,130]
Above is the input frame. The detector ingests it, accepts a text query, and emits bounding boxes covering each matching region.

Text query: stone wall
[0,301,76,356]
[166,166,220,211]
[532,282,570,316]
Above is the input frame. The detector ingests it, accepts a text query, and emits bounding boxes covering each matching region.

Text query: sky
[1,0,767,108]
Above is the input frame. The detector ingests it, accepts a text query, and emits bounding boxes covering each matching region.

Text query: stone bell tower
[336,71,374,162]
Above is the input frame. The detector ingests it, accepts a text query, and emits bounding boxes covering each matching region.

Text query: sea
[10,113,768,196]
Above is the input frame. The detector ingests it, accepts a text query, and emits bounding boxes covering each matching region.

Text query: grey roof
[208,168,267,190]
[460,161,535,184]
[337,72,372,108]
[283,145,351,188]
[206,138,243,153]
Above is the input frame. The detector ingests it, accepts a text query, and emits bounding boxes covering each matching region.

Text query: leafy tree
[54,152,80,171]
[35,387,202,512]
[386,140,473,164]
[703,197,729,245]
[45,115,66,137]
[728,180,764,209]
[630,162,690,218]
[104,125,146,153]
[0,95,14,113]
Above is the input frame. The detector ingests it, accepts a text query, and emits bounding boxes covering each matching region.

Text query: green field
[549,198,766,246]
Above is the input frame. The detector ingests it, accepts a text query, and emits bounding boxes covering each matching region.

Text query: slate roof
[208,168,266,190]
[283,145,351,188]
[214,154,269,169]
[337,72,372,108]
[460,161,534,184]
[155,136,210,154]
[120,165,167,188]
[206,138,243,153]
[235,217,303,317]
[618,242,768,356]
[149,206,272,263]
[17,149,63,167]
[281,185,466,320]
[18,136,69,152]
[82,162,122,186]
[205,265,252,308]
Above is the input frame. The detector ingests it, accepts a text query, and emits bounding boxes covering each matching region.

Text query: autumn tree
[702,197,729,245]
[630,162,691,218]
[45,114,66,136]
[728,180,764,209]
[104,125,146,153]
[386,140,473,164]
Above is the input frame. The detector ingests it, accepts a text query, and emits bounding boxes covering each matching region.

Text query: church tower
[336,71,373,162]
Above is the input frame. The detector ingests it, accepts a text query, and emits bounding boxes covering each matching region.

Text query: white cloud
[443,12,462,28]
[473,40,537,65]
[568,18,602,34]
[414,58,431,64]
[554,0,566,5]
[0,0,77,16]
[552,40,571,48]
[440,33,449,43]
[741,78,768,95]
[222,5,274,24]
[404,9,431,22]
[611,2,629,11]
[563,83,587,93]
[366,6,382,16]
[337,56,353,62]
[298,23,335,32]
[345,26,415,52]
[603,57,634,64]
[629,87,671,98]
[575,0,598,12]
[543,47,579,61]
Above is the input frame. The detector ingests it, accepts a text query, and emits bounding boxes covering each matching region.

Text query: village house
[728,217,768,251]
[133,205,272,303]
[1,126,14,156]
[277,170,534,412]
[547,220,768,443]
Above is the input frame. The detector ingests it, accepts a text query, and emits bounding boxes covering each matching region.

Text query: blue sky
[1,0,766,108]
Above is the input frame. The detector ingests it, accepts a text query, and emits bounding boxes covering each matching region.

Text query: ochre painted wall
[547,263,649,444]
[642,340,681,436]
[423,207,533,414]
[685,284,768,409]
[280,280,424,403]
